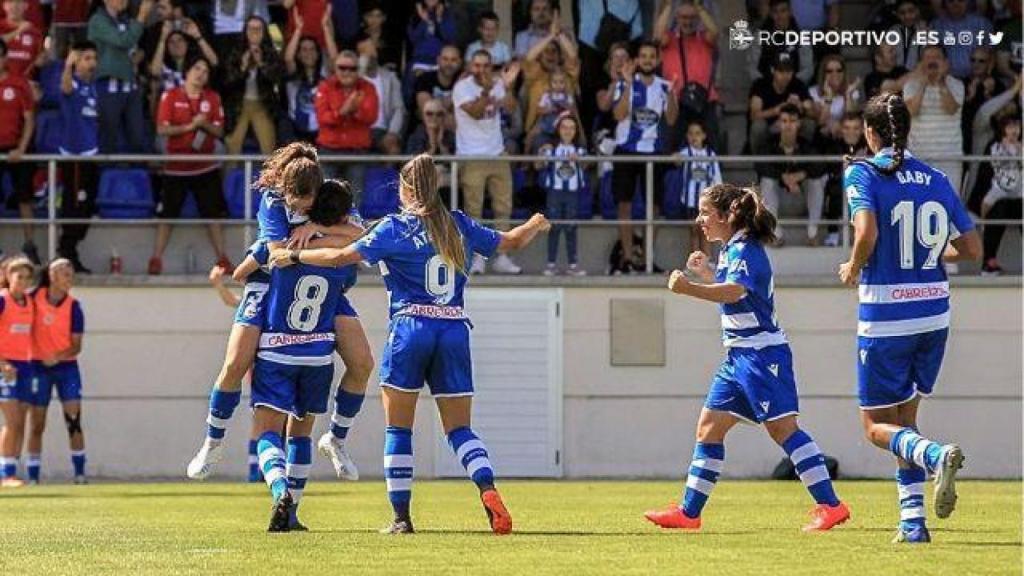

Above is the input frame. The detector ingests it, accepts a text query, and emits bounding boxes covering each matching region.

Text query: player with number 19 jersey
[352,211,501,396]
[845,149,975,408]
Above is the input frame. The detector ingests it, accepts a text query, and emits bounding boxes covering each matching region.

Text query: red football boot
[481,488,512,535]
[802,502,851,532]
[644,506,701,530]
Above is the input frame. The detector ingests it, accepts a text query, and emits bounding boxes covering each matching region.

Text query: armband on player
[290,250,302,265]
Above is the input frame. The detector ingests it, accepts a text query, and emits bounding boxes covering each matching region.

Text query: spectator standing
[747,51,814,154]
[407,0,456,75]
[654,0,720,148]
[538,112,587,277]
[52,0,91,57]
[0,38,36,262]
[888,0,929,72]
[808,54,863,144]
[576,0,643,132]
[593,41,631,140]
[525,69,579,153]
[904,45,965,196]
[360,43,405,156]
[57,42,100,273]
[864,42,909,99]
[314,50,378,199]
[281,9,337,144]
[756,103,828,245]
[979,113,1021,275]
[284,0,329,49]
[674,119,721,255]
[0,0,42,79]
[961,46,1005,152]
[749,0,815,84]
[610,41,678,273]
[825,111,868,246]
[209,0,270,68]
[790,0,839,32]
[87,0,153,154]
[465,10,511,68]
[412,44,460,127]
[223,16,282,156]
[149,57,230,276]
[403,98,454,199]
[930,0,992,80]
[148,20,219,119]
[453,50,523,275]
[515,0,558,59]
[328,0,363,49]
[522,19,579,152]
[995,0,1021,81]
[356,3,401,73]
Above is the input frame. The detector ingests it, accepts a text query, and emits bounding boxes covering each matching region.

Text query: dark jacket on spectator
[755,134,829,180]
[222,41,284,132]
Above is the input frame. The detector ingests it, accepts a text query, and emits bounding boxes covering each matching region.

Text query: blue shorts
[234,281,269,326]
[26,361,82,407]
[705,344,800,423]
[336,295,358,318]
[251,357,333,419]
[857,328,948,409]
[380,315,473,397]
[0,361,34,403]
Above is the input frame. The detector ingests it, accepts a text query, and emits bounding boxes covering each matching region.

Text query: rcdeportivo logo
[729,20,753,50]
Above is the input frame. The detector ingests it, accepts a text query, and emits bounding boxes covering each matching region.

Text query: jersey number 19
[891,200,949,270]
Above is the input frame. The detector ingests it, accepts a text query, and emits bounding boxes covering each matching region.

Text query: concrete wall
[25,279,1022,481]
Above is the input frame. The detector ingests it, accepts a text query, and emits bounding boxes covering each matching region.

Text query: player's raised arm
[839,209,878,287]
[496,213,551,251]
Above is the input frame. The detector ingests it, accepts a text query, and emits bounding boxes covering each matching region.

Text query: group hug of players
[170,91,980,543]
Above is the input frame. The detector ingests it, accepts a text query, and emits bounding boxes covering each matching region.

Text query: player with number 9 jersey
[840,92,982,545]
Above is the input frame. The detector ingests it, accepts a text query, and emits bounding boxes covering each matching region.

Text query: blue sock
[782,430,840,507]
[680,443,725,518]
[2,457,18,479]
[71,450,86,477]
[890,428,944,474]
[286,436,312,515]
[897,467,927,531]
[384,426,413,521]
[27,454,40,482]
[446,427,495,491]
[247,440,261,482]
[330,389,365,440]
[207,389,241,441]
[257,431,288,501]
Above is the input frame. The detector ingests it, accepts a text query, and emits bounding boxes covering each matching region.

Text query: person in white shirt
[464,10,511,68]
[904,45,965,197]
[453,49,522,274]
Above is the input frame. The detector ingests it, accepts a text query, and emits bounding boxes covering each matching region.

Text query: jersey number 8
[287,275,329,331]
[891,200,949,270]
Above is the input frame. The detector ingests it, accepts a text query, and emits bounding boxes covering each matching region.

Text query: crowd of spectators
[0,0,1019,276]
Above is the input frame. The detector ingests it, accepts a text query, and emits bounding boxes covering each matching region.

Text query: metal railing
[0,153,1018,273]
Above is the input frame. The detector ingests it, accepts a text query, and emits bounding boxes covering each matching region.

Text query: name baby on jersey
[895,170,933,186]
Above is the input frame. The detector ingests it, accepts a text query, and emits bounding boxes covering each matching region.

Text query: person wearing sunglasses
[314,50,379,204]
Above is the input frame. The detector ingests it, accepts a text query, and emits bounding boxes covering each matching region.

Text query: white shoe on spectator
[491,254,522,275]
[824,232,840,247]
[470,254,486,275]
[567,263,587,277]
[543,263,558,276]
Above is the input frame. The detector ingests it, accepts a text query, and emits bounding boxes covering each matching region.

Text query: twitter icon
[989,31,1004,45]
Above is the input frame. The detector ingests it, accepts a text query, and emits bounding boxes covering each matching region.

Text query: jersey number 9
[891,200,949,270]
[425,256,456,304]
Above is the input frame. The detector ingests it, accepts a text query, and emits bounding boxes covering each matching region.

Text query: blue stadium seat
[37,61,63,111]
[224,168,262,219]
[360,166,400,219]
[180,192,200,219]
[97,168,154,219]
[511,166,529,220]
[577,174,594,220]
[599,172,646,220]
[34,111,63,154]
[662,168,685,220]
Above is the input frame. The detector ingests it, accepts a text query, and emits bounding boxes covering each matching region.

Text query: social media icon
[959,31,974,45]
[990,31,1005,45]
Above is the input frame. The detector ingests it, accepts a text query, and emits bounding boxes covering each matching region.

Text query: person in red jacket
[0,38,37,263]
[0,0,42,79]
[315,49,378,202]
[149,56,232,275]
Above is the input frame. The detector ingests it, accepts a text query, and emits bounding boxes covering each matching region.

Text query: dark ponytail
[855,91,911,175]
[702,183,778,244]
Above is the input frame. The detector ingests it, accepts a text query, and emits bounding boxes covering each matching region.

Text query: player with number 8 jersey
[271,154,551,535]
[840,92,982,544]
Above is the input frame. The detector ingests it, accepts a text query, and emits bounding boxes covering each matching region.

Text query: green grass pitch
[0,480,1019,575]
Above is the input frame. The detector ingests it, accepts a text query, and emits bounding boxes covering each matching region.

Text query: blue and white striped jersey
[845,149,975,338]
[678,145,723,209]
[541,144,587,192]
[715,232,787,349]
[613,74,672,154]
[257,263,351,366]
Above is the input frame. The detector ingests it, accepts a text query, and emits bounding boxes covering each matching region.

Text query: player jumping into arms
[271,154,551,535]
[840,92,981,544]
[645,183,850,532]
